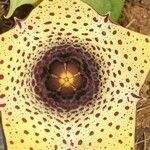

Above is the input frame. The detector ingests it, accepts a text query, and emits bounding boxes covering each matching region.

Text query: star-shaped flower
[0,0,150,150]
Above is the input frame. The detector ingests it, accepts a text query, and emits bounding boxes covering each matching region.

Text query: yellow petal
[0,0,150,150]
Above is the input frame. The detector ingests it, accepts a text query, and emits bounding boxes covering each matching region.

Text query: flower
[0,0,149,149]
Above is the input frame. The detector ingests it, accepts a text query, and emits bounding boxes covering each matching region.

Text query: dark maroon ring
[33,45,99,111]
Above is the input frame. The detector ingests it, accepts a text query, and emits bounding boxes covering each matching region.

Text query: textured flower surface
[0,0,150,150]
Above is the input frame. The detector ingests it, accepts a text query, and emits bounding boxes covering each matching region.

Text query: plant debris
[120,0,150,35]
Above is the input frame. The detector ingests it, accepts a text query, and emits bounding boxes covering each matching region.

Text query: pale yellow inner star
[50,63,81,91]
[59,71,74,87]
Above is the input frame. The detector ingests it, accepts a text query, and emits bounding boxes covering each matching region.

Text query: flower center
[50,63,81,90]
[59,71,74,87]
[33,45,99,111]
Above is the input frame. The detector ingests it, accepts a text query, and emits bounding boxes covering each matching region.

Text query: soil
[0,0,150,150]
[120,0,150,35]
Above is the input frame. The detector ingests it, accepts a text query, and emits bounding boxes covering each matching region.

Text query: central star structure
[51,63,80,91]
